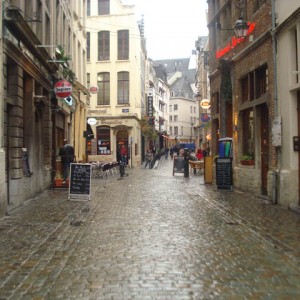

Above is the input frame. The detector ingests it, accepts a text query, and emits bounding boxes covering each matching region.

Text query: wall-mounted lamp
[216,16,249,38]
[216,0,249,38]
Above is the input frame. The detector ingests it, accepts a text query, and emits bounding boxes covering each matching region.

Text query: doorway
[260,104,269,195]
[116,130,129,163]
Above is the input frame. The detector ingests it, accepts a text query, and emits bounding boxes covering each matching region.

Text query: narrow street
[0,159,300,299]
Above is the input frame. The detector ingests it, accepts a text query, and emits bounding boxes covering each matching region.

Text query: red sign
[89,86,99,94]
[216,22,256,59]
[54,80,72,98]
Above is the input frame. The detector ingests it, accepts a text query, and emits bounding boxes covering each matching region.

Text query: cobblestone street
[1,159,300,299]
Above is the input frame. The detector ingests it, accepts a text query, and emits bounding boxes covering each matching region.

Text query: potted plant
[240,154,254,166]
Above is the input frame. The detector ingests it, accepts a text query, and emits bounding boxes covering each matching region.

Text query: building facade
[275,2,300,206]
[1,1,88,215]
[154,58,198,147]
[86,0,145,167]
[207,0,275,198]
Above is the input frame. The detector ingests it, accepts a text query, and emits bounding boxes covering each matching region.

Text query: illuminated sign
[216,22,256,59]
[200,99,210,109]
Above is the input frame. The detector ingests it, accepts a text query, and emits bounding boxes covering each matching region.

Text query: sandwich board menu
[69,163,92,200]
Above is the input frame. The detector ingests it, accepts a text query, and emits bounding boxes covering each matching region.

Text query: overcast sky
[123,0,208,60]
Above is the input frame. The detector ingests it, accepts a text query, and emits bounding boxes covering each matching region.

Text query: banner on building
[147,95,153,117]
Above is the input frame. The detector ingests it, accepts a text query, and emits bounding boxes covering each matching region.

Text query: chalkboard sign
[69,163,92,200]
[216,158,233,190]
[22,148,31,177]
[173,156,185,175]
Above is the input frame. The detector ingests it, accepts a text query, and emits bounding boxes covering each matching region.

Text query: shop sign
[87,118,97,125]
[201,113,211,122]
[147,95,153,117]
[54,80,72,98]
[200,99,210,109]
[89,86,99,94]
[216,22,256,59]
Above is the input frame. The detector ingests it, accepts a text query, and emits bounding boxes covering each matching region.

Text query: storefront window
[242,108,254,157]
[97,126,111,155]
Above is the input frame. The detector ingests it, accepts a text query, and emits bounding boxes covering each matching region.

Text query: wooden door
[260,104,269,195]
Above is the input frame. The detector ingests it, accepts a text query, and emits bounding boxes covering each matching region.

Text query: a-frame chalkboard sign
[69,163,92,201]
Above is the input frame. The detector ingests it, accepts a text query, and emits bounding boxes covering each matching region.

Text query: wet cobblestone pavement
[1,159,300,299]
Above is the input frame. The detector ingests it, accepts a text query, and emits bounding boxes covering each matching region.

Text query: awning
[162,134,170,139]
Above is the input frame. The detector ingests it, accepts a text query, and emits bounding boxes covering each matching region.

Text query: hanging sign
[201,113,211,122]
[87,118,97,125]
[54,80,72,98]
[200,99,210,109]
[89,86,99,94]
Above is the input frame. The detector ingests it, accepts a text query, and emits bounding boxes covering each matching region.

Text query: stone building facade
[86,0,146,167]
[1,1,88,215]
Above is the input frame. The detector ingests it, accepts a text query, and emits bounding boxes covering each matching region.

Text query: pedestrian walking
[120,144,127,165]
[59,139,75,183]
[164,147,169,160]
[196,148,203,160]
[144,150,153,169]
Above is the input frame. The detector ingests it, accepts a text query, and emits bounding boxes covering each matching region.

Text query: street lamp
[234,17,250,38]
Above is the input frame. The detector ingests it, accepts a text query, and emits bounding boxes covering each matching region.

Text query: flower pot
[240,160,254,166]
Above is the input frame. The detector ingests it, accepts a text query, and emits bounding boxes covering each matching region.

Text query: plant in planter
[240,154,254,165]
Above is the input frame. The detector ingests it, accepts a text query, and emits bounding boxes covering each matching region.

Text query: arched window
[97,72,110,105]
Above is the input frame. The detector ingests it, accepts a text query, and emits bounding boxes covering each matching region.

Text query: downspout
[271,0,279,204]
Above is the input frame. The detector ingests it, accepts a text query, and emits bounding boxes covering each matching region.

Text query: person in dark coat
[59,139,75,183]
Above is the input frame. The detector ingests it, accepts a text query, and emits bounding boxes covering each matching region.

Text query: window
[174,115,178,122]
[291,27,299,84]
[174,104,178,110]
[169,116,172,122]
[97,127,111,155]
[169,105,172,112]
[98,31,110,61]
[170,127,173,135]
[241,76,248,103]
[87,32,90,61]
[256,66,268,98]
[98,0,109,15]
[87,73,90,88]
[174,126,178,135]
[181,126,183,136]
[118,30,129,60]
[253,0,266,12]
[118,72,129,104]
[190,106,192,113]
[87,0,91,16]
[242,108,254,157]
[97,72,110,105]
[240,65,268,103]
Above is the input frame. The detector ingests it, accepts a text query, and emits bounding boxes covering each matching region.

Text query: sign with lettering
[216,22,256,59]
[216,158,233,190]
[173,156,185,175]
[147,95,153,117]
[54,80,72,98]
[69,163,92,200]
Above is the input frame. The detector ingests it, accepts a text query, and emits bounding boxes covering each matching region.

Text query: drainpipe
[271,0,280,205]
